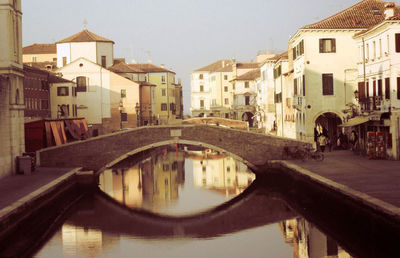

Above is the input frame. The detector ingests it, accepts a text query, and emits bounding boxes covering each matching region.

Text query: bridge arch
[38,125,310,173]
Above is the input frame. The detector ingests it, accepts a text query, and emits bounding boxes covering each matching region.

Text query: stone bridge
[67,179,296,238]
[37,124,310,173]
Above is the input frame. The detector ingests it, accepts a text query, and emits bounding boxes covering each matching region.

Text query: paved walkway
[290,150,400,208]
[0,167,77,211]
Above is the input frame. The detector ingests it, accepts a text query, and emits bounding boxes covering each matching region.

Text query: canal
[31,145,397,257]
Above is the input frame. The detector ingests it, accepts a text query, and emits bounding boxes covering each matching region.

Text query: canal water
[35,145,352,258]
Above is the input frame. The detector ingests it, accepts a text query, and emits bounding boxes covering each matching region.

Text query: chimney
[161,64,165,68]
[222,60,225,67]
[384,2,395,19]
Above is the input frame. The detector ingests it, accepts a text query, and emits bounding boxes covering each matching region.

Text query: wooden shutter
[293,78,298,95]
[358,82,365,99]
[331,39,336,53]
[373,80,376,97]
[322,74,333,95]
[319,39,323,53]
[385,78,390,100]
[302,75,306,96]
[378,79,382,97]
[396,34,400,52]
[397,77,400,99]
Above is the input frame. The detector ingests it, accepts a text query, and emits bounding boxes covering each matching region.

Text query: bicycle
[282,146,306,160]
[303,147,324,161]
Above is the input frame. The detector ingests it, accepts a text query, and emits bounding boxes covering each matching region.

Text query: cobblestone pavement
[290,149,400,208]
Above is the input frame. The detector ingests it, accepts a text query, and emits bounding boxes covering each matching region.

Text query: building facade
[0,0,25,178]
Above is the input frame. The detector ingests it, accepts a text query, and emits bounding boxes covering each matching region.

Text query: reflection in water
[35,146,357,258]
[98,146,255,215]
[279,218,352,258]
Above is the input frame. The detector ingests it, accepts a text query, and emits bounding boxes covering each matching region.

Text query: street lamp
[118,100,124,130]
[135,102,140,127]
[354,90,359,101]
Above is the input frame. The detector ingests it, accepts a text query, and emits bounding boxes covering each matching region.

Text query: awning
[339,116,370,127]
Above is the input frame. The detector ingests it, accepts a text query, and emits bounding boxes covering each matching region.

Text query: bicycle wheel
[314,152,324,161]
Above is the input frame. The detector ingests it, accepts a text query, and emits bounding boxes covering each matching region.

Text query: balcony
[359,96,383,112]
[292,96,304,110]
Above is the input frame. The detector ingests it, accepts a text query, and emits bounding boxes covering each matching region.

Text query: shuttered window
[293,78,298,95]
[395,33,400,52]
[319,39,336,53]
[322,74,333,95]
[385,78,390,100]
[358,82,365,99]
[302,75,306,96]
[378,79,382,97]
[397,77,400,99]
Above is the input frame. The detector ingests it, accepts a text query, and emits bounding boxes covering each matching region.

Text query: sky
[22,0,374,114]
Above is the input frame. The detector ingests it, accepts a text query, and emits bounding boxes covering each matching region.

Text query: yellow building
[22,43,57,70]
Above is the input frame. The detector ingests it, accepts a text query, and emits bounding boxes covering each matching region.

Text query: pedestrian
[318,133,327,152]
[314,125,320,151]
[350,130,358,151]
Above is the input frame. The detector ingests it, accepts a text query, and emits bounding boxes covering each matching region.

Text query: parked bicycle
[303,147,324,161]
[282,146,324,161]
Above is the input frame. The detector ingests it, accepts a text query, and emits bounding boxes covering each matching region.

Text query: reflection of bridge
[38,124,309,172]
[66,180,296,238]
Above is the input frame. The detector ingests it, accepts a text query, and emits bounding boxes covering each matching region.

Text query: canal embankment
[0,167,95,257]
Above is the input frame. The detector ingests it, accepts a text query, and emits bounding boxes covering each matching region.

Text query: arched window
[15,88,20,104]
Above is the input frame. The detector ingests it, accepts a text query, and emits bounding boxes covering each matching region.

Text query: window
[121,112,127,122]
[57,87,69,96]
[224,86,228,92]
[162,89,166,96]
[32,56,37,62]
[293,78,298,95]
[161,103,167,111]
[274,92,282,103]
[245,96,250,105]
[373,41,376,60]
[199,74,203,79]
[319,38,336,53]
[322,74,334,95]
[227,166,230,172]
[41,99,49,110]
[373,80,376,97]
[385,78,390,100]
[200,85,204,92]
[224,98,229,105]
[245,82,249,88]
[53,57,57,62]
[41,81,49,90]
[366,43,370,60]
[72,87,76,97]
[62,56,67,66]
[379,39,382,58]
[200,99,204,108]
[378,79,382,97]
[224,75,228,80]
[121,89,126,98]
[161,75,166,83]
[302,75,306,96]
[101,56,106,68]
[76,76,87,92]
[274,65,281,78]
[397,77,400,99]
[396,33,400,52]
[387,35,390,54]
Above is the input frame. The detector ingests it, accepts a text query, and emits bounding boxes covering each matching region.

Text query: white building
[0,0,25,178]
[57,57,140,135]
[351,2,400,159]
[56,29,114,69]
[48,75,77,119]
[288,0,392,145]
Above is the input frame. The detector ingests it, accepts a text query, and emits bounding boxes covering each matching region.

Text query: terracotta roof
[23,61,58,71]
[232,68,260,81]
[48,74,74,83]
[108,62,145,73]
[236,62,259,69]
[128,63,175,74]
[22,43,56,54]
[57,29,114,44]
[215,64,233,72]
[301,0,400,30]
[194,60,233,72]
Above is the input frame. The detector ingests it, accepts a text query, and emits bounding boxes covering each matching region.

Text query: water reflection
[279,218,351,258]
[98,146,255,215]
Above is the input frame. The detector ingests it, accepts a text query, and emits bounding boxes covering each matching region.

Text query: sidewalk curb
[268,160,400,220]
[0,167,81,235]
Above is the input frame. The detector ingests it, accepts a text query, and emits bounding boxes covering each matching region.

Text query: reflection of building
[279,218,351,258]
[62,224,103,257]
[189,149,255,196]
[98,146,185,211]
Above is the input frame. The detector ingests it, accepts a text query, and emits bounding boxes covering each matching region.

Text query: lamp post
[118,100,124,130]
[135,102,140,127]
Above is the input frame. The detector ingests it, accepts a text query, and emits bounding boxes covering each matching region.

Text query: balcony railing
[359,96,382,111]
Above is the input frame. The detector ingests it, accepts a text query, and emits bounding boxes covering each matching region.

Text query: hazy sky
[22,0,372,114]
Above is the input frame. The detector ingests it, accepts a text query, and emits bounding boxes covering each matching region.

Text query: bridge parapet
[37,125,310,172]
